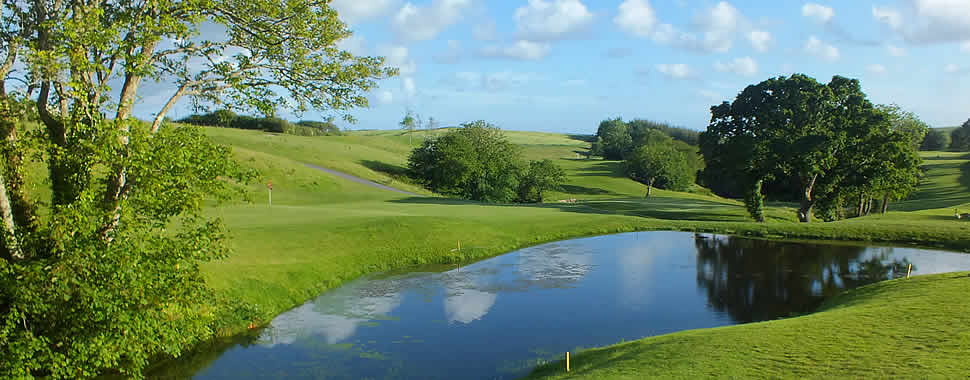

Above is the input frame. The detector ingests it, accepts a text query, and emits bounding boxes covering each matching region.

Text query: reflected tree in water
[695,236,911,323]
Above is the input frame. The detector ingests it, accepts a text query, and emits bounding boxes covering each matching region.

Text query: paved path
[301,163,420,196]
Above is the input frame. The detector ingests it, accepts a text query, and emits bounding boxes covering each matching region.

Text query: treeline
[946,119,970,151]
[589,118,703,194]
[407,121,566,203]
[178,109,343,136]
[591,118,698,160]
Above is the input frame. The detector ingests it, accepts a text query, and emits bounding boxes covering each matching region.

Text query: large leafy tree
[701,75,916,223]
[0,0,393,377]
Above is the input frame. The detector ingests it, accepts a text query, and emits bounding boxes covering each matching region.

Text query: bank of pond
[153,231,970,379]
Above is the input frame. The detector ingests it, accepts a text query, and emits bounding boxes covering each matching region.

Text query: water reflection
[442,272,497,324]
[258,279,403,346]
[154,232,969,380]
[695,235,911,322]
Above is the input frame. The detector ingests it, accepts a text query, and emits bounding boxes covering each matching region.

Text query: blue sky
[163,0,970,134]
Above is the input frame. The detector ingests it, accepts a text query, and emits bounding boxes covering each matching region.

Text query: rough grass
[199,127,970,380]
[525,271,970,379]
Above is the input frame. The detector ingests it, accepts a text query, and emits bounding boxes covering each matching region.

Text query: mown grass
[526,271,970,379]
[198,127,970,378]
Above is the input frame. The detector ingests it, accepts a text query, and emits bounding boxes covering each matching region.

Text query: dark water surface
[154,232,970,379]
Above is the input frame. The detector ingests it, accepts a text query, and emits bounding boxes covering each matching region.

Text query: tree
[0,0,393,377]
[950,119,970,151]
[701,75,887,223]
[400,110,417,146]
[877,104,929,150]
[626,141,694,197]
[518,159,566,203]
[407,121,567,204]
[921,129,950,151]
[595,118,632,160]
[408,121,524,202]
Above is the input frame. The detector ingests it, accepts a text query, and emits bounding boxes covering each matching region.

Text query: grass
[525,271,970,379]
[193,126,970,377]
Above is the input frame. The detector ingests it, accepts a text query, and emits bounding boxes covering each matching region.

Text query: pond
[154,231,970,379]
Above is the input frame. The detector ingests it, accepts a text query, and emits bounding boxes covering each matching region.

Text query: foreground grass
[526,272,970,379]
[200,127,970,365]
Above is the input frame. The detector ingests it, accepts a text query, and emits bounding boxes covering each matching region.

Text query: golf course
[192,125,970,378]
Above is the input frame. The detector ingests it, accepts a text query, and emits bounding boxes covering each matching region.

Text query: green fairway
[526,271,970,379]
[198,127,970,377]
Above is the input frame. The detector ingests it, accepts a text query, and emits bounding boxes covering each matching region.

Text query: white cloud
[944,63,959,73]
[747,29,773,52]
[392,0,473,42]
[656,63,691,79]
[802,3,834,23]
[402,77,417,97]
[614,0,659,38]
[868,64,887,74]
[713,57,758,76]
[481,40,551,61]
[379,45,416,76]
[804,36,840,62]
[695,1,742,53]
[616,0,763,54]
[515,0,593,40]
[872,6,903,30]
[377,90,394,105]
[874,1,970,43]
[887,44,907,57]
[962,41,970,53]
[444,289,496,324]
[472,20,498,41]
[331,0,398,24]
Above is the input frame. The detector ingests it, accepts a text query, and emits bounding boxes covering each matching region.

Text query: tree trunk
[0,169,21,259]
[857,194,865,217]
[881,194,890,214]
[797,174,818,223]
[864,197,872,216]
[645,177,654,198]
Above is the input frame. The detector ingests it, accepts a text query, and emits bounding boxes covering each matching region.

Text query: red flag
[268,180,273,190]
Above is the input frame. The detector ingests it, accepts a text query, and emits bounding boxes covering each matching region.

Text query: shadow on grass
[567,134,595,143]
[893,156,970,212]
[360,159,408,176]
[388,195,757,223]
[559,184,620,196]
[574,161,627,178]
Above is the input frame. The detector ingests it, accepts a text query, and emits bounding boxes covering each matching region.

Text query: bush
[518,159,566,203]
[407,121,565,203]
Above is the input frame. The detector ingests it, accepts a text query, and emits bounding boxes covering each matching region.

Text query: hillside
[201,127,970,335]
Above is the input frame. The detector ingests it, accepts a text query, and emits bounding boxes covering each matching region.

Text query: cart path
[302,162,420,196]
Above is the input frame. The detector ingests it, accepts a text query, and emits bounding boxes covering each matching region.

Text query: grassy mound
[526,272,970,379]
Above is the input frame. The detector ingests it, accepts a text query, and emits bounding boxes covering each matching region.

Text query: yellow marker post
[566,352,570,372]
[907,263,912,278]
